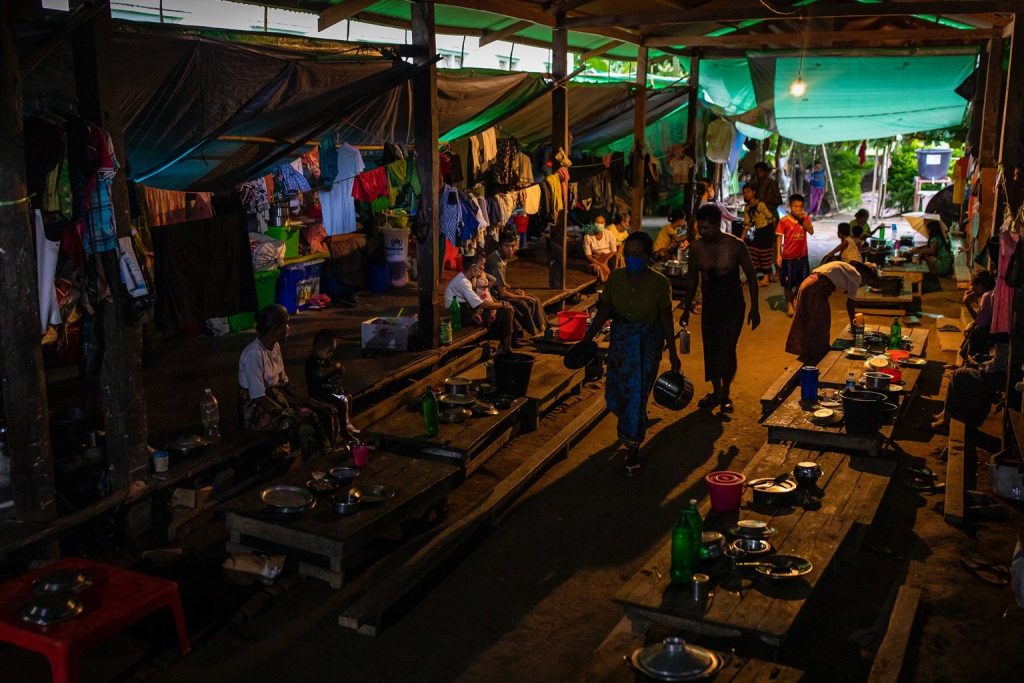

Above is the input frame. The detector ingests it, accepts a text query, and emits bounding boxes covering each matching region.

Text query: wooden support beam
[550,27,569,291]
[631,47,649,226]
[683,50,700,217]
[977,36,1005,262]
[318,0,377,32]
[0,2,57,526]
[559,1,1024,30]
[577,39,623,62]
[478,19,532,48]
[544,0,596,13]
[71,1,151,498]
[412,0,440,349]
[642,28,999,49]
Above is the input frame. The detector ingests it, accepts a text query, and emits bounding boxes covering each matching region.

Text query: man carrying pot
[785,260,880,365]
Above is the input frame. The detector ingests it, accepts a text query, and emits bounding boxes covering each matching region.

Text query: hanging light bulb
[790,75,807,97]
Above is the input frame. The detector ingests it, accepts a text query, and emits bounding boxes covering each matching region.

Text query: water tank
[916,149,952,180]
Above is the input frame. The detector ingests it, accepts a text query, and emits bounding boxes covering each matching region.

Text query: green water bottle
[670,499,703,584]
[889,316,902,350]
[422,389,439,437]
[449,297,462,332]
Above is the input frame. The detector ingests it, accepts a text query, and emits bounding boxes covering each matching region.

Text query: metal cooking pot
[701,531,727,561]
[876,275,904,296]
[271,203,289,226]
[653,371,695,411]
[862,371,891,392]
[663,260,684,277]
[748,476,798,506]
[626,637,727,681]
[168,434,207,459]
[839,389,887,435]
[443,376,473,396]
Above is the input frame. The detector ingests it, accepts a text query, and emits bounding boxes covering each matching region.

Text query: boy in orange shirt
[775,194,814,317]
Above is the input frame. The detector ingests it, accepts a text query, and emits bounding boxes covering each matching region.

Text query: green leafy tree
[824,146,865,212]
[886,145,919,212]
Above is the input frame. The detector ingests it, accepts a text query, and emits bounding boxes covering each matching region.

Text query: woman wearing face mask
[580,232,681,475]
[583,214,619,282]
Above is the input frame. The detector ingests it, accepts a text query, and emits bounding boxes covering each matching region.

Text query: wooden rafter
[559,1,1024,30]
[642,27,1000,48]
[317,0,377,32]
[478,19,532,47]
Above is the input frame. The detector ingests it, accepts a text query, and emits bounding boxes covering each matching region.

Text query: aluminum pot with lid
[663,260,684,277]
[862,371,891,392]
[626,637,727,681]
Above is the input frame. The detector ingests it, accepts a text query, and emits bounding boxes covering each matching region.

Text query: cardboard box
[170,485,214,510]
[361,316,418,351]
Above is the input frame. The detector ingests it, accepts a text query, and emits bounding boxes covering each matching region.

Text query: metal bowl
[20,593,85,627]
[730,537,773,555]
[350,484,397,505]
[32,569,93,596]
[439,407,471,423]
[329,491,362,515]
[306,477,340,496]
[701,531,727,560]
[328,466,360,484]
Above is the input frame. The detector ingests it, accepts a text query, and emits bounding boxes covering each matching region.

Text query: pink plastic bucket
[704,471,746,512]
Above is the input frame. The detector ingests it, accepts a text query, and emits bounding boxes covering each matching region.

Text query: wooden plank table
[815,350,922,393]
[837,324,929,357]
[613,442,895,647]
[364,397,527,473]
[224,450,460,588]
[851,285,915,313]
[459,352,585,419]
[762,386,903,457]
[881,261,929,297]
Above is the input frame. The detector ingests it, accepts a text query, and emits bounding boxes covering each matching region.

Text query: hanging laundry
[320,142,363,235]
[440,147,464,184]
[237,177,271,230]
[143,186,215,227]
[520,184,541,215]
[494,192,517,226]
[439,184,462,246]
[81,123,118,255]
[34,210,62,334]
[275,162,311,194]
[493,137,520,187]
[352,166,389,203]
[546,174,564,214]
[301,147,320,180]
[516,152,534,188]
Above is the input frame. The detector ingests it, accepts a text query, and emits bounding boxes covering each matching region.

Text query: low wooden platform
[851,285,916,313]
[224,450,459,588]
[868,585,923,683]
[459,351,586,424]
[363,396,528,473]
[816,350,923,393]
[613,442,895,647]
[762,386,903,457]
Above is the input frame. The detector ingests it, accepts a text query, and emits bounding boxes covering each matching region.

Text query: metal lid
[749,477,798,494]
[631,637,724,681]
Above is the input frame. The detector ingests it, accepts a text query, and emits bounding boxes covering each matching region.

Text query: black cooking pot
[876,275,904,296]
[839,389,887,435]
[748,477,798,506]
[653,371,695,411]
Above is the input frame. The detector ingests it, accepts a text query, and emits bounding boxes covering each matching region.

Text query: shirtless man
[681,204,761,413]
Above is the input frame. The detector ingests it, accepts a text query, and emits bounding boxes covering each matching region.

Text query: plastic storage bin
[254,269,280,310]
[915,149,952,180]
[266,227,300,258]
[275,264,308,314]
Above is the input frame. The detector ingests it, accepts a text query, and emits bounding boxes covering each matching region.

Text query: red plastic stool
[442,239,462,272]
[0,557,190,682]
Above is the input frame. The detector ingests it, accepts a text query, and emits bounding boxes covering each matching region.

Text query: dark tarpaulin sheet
[496,83,635,148]
[115,30,419,191]
[151,212,257,332]
[328,69,550,145]
[570,86,689,152]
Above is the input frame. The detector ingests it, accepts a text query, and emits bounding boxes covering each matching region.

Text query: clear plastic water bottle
[846,372,856,391]
[200,389,220,442]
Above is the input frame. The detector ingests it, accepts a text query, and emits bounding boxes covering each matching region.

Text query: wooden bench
[363,396,528,474]
[612,442,895,647]
[851,285,916,314]
[943,417,972,525]
[868,586,923,683]
[224,450,459,588]
[760,363,802,417]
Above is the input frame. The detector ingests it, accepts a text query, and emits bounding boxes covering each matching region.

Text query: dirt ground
[8,219,1024,682]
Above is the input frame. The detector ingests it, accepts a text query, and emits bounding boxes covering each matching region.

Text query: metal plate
[32,569,93,596]
[350,484,396,505]
[260,485,314,513]
[754,554,814,580]
[899,357,927,366]
[748,477,799,494]
[439,393,475,406]
[20,593,85,627]
[730,537,773,555]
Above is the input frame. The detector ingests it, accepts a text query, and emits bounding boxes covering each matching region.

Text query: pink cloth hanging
[991,229,1018,335]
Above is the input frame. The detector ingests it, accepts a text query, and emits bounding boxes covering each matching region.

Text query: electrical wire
[758,0,804,16]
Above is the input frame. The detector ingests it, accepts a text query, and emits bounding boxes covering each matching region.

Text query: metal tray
[260,485,315,514]
[350,484,397,505]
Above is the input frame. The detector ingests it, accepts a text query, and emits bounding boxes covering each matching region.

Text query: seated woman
[909,220,954,276]
[583,215,618,282]
[239,305,338,457]
[608,213,630,268]
[653,210,687,262]
[444,253,516,352]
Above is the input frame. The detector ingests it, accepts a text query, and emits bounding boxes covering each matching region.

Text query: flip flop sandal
[961,557,1011,585]
[907,465,936,480]
[904,477,937,492]
[719,398,734,413]
[698,393,718,410]
[623,449,642,477]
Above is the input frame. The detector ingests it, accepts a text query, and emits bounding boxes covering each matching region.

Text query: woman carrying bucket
[580,232,681,476]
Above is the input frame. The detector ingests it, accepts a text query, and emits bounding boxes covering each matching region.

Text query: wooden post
[72,2,150,495]
[977,36,1005,257]
[549,26,569,290]
[630,47,649,227]
[683,50,700,217]
[412,0,440,348]
[0,2,57,525]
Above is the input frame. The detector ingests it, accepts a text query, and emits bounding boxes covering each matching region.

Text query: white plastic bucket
[383,228,410,263]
